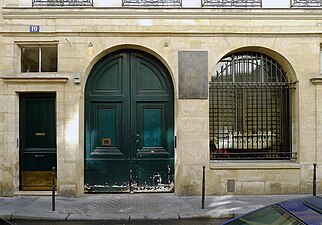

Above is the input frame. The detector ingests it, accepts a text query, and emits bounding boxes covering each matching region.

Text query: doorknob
[136,132,140,144]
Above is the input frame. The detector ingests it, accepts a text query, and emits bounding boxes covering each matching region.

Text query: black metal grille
[291,0,322,7]
[32,0,93,7]
[122,0,182,7]
[202,0,262,8]
[210,52,295,160]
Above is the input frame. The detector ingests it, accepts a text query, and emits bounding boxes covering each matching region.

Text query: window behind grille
[209,52,295,160]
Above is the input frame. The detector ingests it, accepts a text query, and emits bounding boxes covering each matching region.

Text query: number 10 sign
[29,25,40,32]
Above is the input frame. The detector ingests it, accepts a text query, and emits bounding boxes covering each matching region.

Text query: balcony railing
[29,0,322,8]
[122,0,182,7]
[202,0,262,8]
[32,0,94,7]
[291,0,322,7]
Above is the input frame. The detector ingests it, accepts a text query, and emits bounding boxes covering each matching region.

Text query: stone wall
[0,7,321,196]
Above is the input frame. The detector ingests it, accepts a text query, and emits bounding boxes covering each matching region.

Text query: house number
[29,25,40,33]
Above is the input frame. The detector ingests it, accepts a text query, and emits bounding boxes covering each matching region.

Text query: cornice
[2,7,322,20]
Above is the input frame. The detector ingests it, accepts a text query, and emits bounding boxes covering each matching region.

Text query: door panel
[85,50,174,192]
[85,160,130,192]
[143,109,162,147]
[135,103,170,189]
[89,103,124,156]
[20,93,56,191]
[22,171,54,191]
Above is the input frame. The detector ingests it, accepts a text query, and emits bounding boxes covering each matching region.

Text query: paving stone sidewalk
[0,194,308,221]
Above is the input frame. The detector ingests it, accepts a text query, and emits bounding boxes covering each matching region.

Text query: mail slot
[102,138,111,146]
[35,133,46,136]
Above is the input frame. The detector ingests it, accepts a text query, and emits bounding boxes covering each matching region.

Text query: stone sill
[1,76,69,83]
[210,160,301,170]
[311,77,322,85]
[14,191,56,196]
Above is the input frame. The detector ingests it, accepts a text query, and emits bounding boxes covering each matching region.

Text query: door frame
[19,92,57,191]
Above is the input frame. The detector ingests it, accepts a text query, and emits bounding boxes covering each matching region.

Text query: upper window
[32,0,93,7]
[202,0,262,8]
[209,52,294,160]
[291,0,322,7]
[21,45,57,73]
[122,0,182,7]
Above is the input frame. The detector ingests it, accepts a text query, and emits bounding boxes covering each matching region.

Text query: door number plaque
[102,138,111,146]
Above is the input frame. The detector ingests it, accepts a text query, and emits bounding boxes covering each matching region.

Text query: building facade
[0,0,322,197]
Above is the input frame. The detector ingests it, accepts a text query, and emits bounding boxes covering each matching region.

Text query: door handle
[35,154,44,158]
[136,131,140,144]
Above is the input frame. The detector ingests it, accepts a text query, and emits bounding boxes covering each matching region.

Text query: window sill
[209,160,301,170]
[1,75,68,83]
[311,77,322,85]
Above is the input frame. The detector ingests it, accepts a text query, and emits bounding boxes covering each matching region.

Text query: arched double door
[85,50,174,192]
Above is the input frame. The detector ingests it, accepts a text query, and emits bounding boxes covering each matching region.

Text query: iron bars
[291,0,322,7]
[122,0,182,7]
[32,0,94,7]
[202,0,262,8]
[209,52,294,160]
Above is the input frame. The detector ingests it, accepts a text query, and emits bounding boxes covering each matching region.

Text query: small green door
[85,50,174,192]
[20,93,56,191]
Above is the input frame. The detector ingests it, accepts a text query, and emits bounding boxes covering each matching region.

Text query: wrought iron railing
[202,0,262,8]
[291,0,322,7]
[32,0,94,7]
[122,0,182,7]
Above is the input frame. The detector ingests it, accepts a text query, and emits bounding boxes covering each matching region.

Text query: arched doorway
[85,50,174,192]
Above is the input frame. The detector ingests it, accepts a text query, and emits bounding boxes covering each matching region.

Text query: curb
[4,212,234,221]
[11,212,68,221]
[67,214,130,221]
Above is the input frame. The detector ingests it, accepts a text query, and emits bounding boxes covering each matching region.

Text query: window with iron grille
[209,52,295,160]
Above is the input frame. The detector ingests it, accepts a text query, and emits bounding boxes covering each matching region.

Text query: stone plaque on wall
[178,51,208,99]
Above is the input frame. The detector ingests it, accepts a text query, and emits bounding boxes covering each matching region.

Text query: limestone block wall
[0,7,321,196]
[310,79,322,194]
[175,100,209,195]
[0,30,4,196]
[0,80,3,196]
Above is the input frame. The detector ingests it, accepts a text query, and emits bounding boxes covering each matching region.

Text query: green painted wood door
[85,50,174,192]
[19,93,56,191]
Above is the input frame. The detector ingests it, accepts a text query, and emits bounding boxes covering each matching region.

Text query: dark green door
[20,93,56,191]
[85,50,174,192]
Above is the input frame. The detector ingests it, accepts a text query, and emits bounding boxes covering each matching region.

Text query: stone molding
[3,7,322,20]
[0,76,69,83]
[310,77,322,85]
[210,161,301,170]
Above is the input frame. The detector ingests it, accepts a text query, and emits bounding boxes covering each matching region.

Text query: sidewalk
[0,193,308,221]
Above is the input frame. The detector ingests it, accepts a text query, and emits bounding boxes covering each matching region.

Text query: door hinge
[16,137,19,148]
[174,136,177,148]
